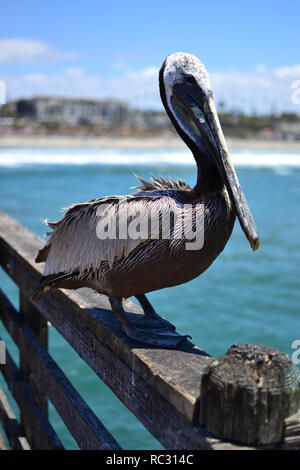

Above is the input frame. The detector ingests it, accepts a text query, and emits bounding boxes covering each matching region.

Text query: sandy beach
[0,134,300,151]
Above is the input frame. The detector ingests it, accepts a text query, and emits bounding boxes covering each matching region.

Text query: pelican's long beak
[172,83,260,251]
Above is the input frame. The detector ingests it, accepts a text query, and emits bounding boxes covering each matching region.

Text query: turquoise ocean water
[0,146,300,449]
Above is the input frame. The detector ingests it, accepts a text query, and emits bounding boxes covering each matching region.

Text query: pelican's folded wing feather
[35,194,181,277]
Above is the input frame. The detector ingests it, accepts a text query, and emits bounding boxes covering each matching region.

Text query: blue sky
[1,0,300,112]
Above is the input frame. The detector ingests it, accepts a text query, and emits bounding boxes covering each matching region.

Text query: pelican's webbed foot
[108,294,191,348]
[125,326,191,348]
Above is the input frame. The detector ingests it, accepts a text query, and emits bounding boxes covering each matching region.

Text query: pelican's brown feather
[35,192,189,280]
[132,174,191,193]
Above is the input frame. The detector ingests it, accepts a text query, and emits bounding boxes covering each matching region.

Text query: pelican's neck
[192,148,223,195]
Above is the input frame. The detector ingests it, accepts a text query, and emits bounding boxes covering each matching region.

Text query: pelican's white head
[162,52,212,101]
[159,52,214,149]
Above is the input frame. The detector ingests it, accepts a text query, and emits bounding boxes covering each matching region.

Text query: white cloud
[274,65,300,78]
[0,39,77,64]
[210,65,300,114]
[3,67,103,100]
[108,67,160,108]
[2,66,160,107]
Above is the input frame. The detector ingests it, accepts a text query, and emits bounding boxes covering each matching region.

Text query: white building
[17,97,128,127]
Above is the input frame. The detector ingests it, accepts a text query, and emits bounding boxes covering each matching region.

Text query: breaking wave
[1,147,300,168]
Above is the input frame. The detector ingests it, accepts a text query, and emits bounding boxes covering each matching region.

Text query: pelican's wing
[35,194,181,278]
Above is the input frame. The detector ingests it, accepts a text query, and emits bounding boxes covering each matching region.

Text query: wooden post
[19,292,49,421]
[199,343,300,445]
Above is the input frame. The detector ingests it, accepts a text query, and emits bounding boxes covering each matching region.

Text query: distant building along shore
[0,95,300,141]
[6,97,129,128]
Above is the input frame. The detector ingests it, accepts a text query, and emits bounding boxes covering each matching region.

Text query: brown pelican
[33,52,259,347]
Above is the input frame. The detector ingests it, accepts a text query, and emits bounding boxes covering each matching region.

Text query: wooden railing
[0,209,299,450]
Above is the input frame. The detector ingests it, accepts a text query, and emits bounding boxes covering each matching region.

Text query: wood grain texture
[1,349,64,449]
[0,429,8,450]
[19,291,49,424]
[0,289,121,450]
[199,343,300,445]
[284,410,300,447]
[0,386,30,450]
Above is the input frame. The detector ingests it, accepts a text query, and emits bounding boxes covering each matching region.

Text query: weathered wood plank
[0,385,30,450]
[1,288,212,449]
[0,289,121,450]
[0,348,64,449]
[0,429,8,450]
[20,291,49,423]
[72,290,213,423]
[0,209,212,426]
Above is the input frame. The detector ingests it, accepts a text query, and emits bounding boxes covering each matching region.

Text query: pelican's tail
[35,243,51,263]
[32,269,79,301]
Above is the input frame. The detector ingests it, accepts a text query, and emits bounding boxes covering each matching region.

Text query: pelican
[33,52,259,347]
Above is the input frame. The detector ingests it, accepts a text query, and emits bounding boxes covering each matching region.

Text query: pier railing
[0,209,299,450]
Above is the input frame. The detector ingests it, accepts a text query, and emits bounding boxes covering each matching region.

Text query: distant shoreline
[1,135,300,151]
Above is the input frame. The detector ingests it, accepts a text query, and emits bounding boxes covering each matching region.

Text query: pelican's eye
[185,75,196,86]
